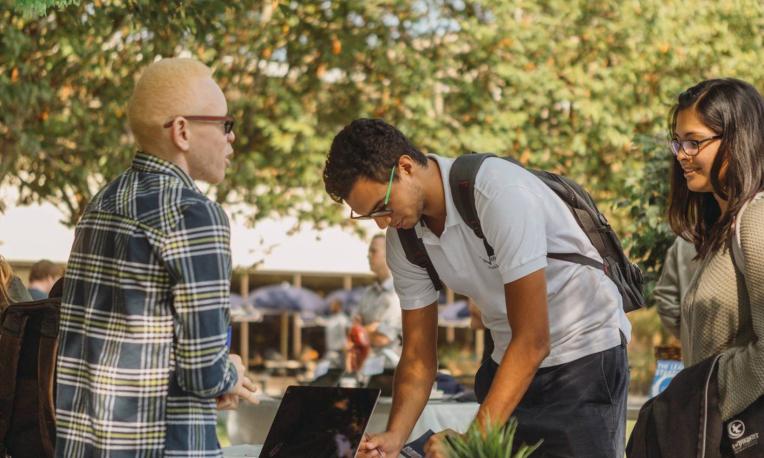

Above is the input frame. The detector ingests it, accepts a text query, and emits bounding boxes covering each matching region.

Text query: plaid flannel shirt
[56,152,237,457]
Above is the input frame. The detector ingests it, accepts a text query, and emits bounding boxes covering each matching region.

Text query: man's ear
[397,154,417,176]
[169,117,191,152]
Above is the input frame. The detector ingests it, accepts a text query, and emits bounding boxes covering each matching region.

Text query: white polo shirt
[386,155,631,367]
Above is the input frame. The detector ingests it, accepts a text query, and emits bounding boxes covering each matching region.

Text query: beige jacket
[682,196,764,420]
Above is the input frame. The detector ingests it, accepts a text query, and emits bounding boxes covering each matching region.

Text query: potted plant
[445,416,542,458]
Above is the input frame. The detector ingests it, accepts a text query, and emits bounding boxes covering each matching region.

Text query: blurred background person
[351,233,402,370]
[323,298,351,368]
[27,259,64,300]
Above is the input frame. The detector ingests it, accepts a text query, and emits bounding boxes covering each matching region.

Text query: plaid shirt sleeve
[161,199,237,398]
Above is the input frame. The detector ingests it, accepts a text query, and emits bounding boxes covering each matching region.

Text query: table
[226,396,479,446]
[223,445,261,457]
[234,314,485,371]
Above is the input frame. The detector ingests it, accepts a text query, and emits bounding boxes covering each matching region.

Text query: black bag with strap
[627,354,764,458]
[0,279,63,458]
[397,152,645,312]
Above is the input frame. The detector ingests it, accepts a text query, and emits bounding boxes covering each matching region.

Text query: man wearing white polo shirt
[355,233,403,368]
[323,119,630,458]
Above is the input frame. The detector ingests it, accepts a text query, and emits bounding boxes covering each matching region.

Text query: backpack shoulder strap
[397,227,443,291]
[0,306,28,449]
[37,303,59,457]
[449,153,498,258]
[450,153,607,270]
[449,153,495,239]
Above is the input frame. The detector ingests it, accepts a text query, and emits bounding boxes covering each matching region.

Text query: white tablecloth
[226,396,479,446]
[223,444,261,457]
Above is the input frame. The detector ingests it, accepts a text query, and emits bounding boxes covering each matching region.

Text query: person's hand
[424,429,460,458]
[216,392,239,410]
[356,431,405,458]
[222,355,260,408]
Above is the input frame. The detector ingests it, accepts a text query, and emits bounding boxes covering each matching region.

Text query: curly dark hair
[323,119,428,203]
[667,78,764,259]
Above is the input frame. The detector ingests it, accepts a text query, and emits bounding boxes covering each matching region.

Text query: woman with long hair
[0,255,13,308]
[0,256,34,311]
[668,78,764,426]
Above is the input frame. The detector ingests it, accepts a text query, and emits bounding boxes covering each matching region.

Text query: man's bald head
[127,58,214,151]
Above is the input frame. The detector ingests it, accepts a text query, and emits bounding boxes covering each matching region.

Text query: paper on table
[313,360,330,380]
[222,444,262,457]
[361,355,385,377]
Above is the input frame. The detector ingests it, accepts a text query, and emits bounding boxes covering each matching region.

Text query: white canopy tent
[0,187,377,274]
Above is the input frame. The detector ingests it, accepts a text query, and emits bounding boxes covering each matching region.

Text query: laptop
[258,385,381,458]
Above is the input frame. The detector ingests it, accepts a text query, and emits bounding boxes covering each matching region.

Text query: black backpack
[0,279,63,458]
[397,152,644,313]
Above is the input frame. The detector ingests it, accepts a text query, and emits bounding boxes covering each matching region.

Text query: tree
[12,0,80,18]
[2,0,763,289]
[1,0,481,227]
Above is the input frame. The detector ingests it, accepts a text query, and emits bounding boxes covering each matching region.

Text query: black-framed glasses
[349,166,396,220]
[670,135,722,157]
[163,115,235,134]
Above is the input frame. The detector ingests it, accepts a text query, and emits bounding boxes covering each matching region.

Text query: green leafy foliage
[1,0,763,280]
[12,0,79,18]
[616,134,675,297]
[445,416,542,458]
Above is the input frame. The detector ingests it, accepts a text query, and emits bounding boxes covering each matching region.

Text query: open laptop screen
[259,386,381,458]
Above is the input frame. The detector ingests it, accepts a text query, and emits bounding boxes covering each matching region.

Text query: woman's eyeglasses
[670,135,722,157]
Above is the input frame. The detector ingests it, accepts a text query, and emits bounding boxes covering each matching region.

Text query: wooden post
[293,313,302,360]
[445,287,455,343]
[446,325,455,343]
[239,269,250,369]
[280,312,289,360]
[240,270,249,298]
[288,273,302,360]
[343,275,352,290]
[475,329,485,361]
[240,319,250,369]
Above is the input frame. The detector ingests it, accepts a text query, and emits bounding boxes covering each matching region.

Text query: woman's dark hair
[323,119,428,203]
[668,78,764,259]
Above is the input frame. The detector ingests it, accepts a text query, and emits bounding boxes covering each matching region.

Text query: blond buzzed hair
[127,58,213,150]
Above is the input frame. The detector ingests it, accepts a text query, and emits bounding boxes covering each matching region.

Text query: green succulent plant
[445,416,542,458]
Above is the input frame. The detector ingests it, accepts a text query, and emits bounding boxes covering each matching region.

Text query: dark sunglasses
[163,115,235,134]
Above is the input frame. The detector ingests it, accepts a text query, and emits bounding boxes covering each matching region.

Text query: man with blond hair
[56,57,256,457]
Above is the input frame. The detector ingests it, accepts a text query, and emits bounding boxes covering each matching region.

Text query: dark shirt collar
[132,151,198,190]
